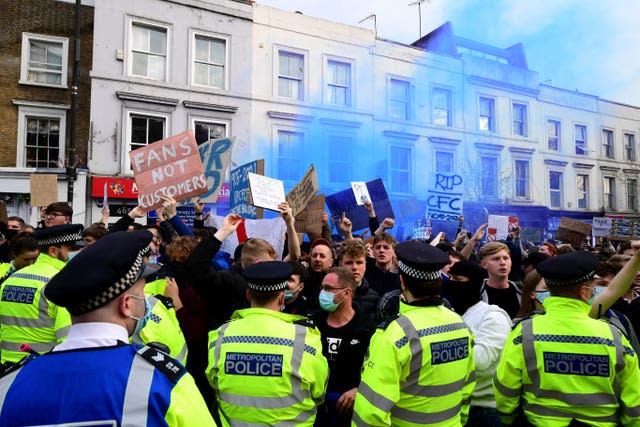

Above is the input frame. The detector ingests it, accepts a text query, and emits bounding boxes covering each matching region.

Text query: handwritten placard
[592,217,612,237]
[29,174,58,207]
[426,173,463,222]
[230,160,264,219]
[351,181,371,206]
[248,173,286,211]
[487,215,519,241]
[286,164,319,217]
[198,137,234,203]
[556,217,592,245]
[294,194,325,235]
[129,130,207,212]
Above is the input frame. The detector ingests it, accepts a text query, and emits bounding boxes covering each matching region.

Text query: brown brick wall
[0,0,94,168]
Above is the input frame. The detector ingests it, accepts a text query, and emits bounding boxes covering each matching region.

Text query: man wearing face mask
[446,260,511,426]
[283,261,310,316]
[311,267,376,426]
[0,224,84,366]
[0,230,215,425]
[494,251,640,426]
[207,261,328,425]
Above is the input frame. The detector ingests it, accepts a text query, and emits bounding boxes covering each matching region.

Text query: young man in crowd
[479,242,523,318]
[339,239,380,318]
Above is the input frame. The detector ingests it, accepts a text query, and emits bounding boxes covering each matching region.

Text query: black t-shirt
[313,307,376,393]
[484,283,520,318]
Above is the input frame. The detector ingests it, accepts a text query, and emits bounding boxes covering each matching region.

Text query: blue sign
[543,352,609,377]
[326,178,394,231]
[431,337,469,365]
[2,285,36,304]
[224,352,283,377]
[230,160,264,219]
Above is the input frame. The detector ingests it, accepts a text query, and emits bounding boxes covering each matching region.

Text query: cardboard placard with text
[248,173,286,211]
[326,178,394,231]
[294,194,325,235]
[592,217,612,237]
[29,174,58,207]
[230,160,264,219]
[129,130,207,212]
[286,164,319,217]
[197,137,234,203]
[556,217,592,245]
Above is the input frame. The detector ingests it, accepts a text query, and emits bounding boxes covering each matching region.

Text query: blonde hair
[479,241,510,259]
[241,238,277,267]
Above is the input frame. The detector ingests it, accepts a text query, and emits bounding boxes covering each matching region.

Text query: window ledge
[18,80,68,90]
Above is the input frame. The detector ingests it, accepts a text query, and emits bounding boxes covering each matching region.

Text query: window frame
[388,76,412,121]
[273,127,306,184]
[16,105,67,169]
[575,124,588,156]
[514,159,530,200]
[547,118,561,151]
[480,155,499,200]
[549,170,563,208]
[189,116,230,146]
[512,102,528,137]
[123,109,169,174]
[389,144,413,195]
[126,17,171,81]
[624,132,636,161]
[431,86,452,127]
[627,178,638,212]
[20,32,69,88]
[189,28,229,90]
[275,46,308,101]
[326,133,354,185]
[576,173,589,210]
[324,56,354,108]
[434,150,455,173]
[602,128,615,159]
[603,176,617,211]
[478,96,496,132]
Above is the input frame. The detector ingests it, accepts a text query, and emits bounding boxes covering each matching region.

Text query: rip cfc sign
[129,130,207,212]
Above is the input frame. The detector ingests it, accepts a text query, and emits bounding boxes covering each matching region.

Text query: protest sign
[326,178,394,231]
[294,194,325,235]
[248,173,286,211]
[286,164,319,217]
[129,130,206,212]
[556,217,592,245]
[426,173,463,222]
[197,137,234,203]
[230,160,264,219]
[487,215,519,241]
[592,217,612,237]
[207,215,288,260]
[29,174,58,207]
[351,182,371,205]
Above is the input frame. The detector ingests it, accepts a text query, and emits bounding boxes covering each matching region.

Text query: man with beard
[446,260,511,426]
[0,224,84,365]
[302,238,336,311]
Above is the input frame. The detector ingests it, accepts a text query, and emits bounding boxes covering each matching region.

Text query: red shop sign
[91,176,139,199]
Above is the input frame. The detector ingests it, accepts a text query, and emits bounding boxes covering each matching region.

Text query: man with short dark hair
[284,261,310,316]
[312,267,376,426]
[43,202,73,227]
[0,233,39,284]
[495,251,640,426]
[6,217,25,232]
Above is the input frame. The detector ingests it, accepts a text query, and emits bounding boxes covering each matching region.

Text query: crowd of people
[0,196,639,426]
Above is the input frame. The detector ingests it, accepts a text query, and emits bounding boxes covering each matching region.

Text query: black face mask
[168,261,188,285]
[445,280,483,315]
[4,229,19,241]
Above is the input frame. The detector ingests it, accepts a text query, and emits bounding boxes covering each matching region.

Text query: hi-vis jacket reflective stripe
[207,308,328,427]
[131,293,188,364]
[494,297,640,427]
[0,253,70,364]
[0,344,216,426]
[352,302,476,427]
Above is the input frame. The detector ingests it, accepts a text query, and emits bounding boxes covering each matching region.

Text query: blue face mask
[284,285,302,304]
[318,289,346,312]
[66,250,81,262]
[535,291,551,305]
[129,294,152,336]
[588,286,606,305]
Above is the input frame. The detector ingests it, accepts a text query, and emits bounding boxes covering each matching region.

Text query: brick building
[0,0,94,223]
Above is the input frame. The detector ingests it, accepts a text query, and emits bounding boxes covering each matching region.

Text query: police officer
[494,251,640,426]
[0,224,84,365]
[206,261,328,426]
[0,230,215,426]
[352,241,476,426]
